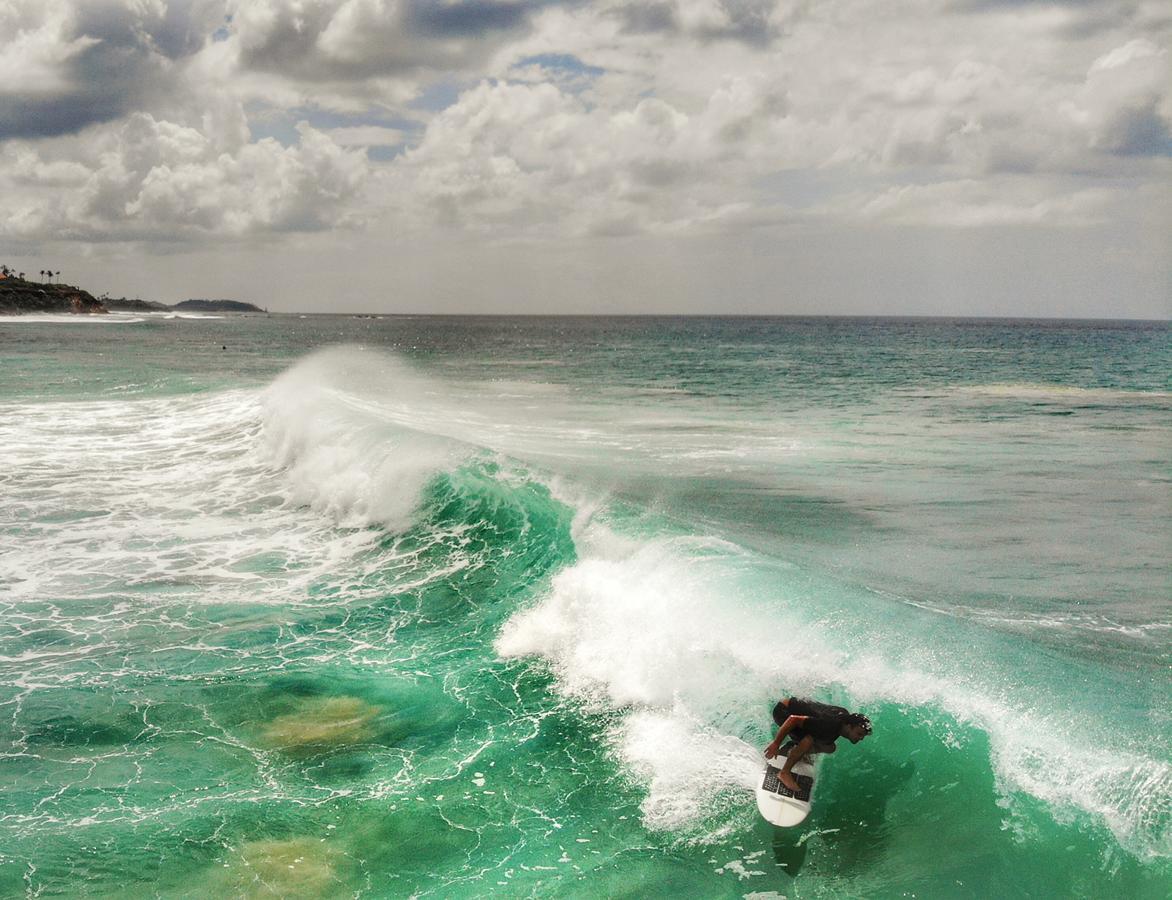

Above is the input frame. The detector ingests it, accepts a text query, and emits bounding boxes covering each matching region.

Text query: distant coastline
[168,299,265,313]
[0,276,263,315]
[104,297,266,313]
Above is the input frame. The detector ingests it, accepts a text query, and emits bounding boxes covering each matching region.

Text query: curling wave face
[262,348,1172,863]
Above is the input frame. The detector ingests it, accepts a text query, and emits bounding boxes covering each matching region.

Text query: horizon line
[259,311,1171,324]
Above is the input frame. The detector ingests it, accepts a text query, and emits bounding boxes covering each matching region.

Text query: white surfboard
[755,751,816,826]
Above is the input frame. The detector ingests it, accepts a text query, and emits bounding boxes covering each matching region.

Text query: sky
[0,0,1169,317]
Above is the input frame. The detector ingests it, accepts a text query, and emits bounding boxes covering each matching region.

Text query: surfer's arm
[764,715,808,758]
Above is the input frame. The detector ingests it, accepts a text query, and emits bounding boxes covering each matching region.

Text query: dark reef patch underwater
[0,315,1168,897]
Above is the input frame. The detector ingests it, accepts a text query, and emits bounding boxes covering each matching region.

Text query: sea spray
[262,348,464,532]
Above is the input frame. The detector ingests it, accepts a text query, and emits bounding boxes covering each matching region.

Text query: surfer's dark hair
[843,713,872,734]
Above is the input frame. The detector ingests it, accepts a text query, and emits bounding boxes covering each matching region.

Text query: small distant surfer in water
[764,697,872,792]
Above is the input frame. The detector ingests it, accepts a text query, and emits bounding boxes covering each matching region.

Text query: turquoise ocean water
[0,313,1168,898]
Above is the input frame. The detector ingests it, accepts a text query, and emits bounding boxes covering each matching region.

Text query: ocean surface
[0,313,1168,898]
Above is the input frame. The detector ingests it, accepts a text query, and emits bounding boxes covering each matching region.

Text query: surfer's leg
[779,735,813,791]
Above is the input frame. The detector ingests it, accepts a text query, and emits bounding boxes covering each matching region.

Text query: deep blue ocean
[1,313,1168,897]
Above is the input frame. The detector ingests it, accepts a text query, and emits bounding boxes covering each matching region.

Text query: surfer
[764,697,872,792]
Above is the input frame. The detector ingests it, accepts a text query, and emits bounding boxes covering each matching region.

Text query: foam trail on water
[0,349,475,609]
[0,388,395,607]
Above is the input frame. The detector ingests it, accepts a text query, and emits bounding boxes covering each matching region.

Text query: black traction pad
[762,767,814,802]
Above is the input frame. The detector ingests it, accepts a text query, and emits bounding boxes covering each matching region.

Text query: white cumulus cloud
[1,115,370,242]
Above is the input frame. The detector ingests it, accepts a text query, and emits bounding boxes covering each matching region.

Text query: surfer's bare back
[765,697,872,792]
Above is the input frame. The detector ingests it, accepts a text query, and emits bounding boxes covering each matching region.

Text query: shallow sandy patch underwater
[261,696,381,750]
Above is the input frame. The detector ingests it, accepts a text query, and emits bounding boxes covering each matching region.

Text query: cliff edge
[0,278,107,314]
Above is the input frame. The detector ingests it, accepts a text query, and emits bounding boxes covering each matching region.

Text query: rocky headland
[0,277,263,315]
[0,278,106,314]
[104,297,171,312]
[172,299,264,313]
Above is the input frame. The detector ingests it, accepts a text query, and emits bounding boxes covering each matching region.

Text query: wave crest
[262,347,463,532]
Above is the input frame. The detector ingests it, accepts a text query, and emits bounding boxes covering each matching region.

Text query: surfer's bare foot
[778,771,800,792]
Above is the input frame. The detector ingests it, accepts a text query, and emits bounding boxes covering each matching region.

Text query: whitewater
[1,315,1168,898]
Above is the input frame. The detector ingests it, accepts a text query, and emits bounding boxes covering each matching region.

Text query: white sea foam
[252,348,802,488]
[496,517,861,830]
[1,347,554,617]
[496,507,1172,859]
[0,360,470,613]
[951,383,1172,404]
[261,348,463,532]
[0,390,363,605]
[0,313,145,324]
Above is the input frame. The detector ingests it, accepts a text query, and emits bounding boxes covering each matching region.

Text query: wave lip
[261,347,465,532]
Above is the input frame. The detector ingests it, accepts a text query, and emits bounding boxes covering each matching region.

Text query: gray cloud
[1099,100,1172,156]
[953,0,1158,39]
[701,0,781,45]
[0,85,130,141]
[73,0,214,59]
[234,0,557,82]
[408,0,532,37]
[0,1,221,140]
[611,0,782,45]
[616,2,678,34]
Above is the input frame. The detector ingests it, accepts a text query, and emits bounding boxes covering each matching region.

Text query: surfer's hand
[764,743,779,759]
